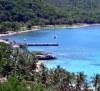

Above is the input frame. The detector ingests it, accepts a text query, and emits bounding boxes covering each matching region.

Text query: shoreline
[0,23,100,37]
[0,29,39,37]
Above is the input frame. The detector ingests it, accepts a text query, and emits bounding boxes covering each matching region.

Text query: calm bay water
[3,25,100,77]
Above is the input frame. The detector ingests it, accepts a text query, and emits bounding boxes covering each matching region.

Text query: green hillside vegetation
[0,42,100,91]
[0,0,66,33]
[0,0,100,33]
[48,0,100,23]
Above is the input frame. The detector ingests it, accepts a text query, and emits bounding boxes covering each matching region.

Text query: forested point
[0,0,100,33]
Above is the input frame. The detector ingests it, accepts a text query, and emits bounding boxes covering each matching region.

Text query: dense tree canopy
[0,0,66,33]
[48,0,100,23]
[0,0,100,32]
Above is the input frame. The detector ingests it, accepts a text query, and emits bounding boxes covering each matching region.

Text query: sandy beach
[0,23,99,37]
[0,29,39,37]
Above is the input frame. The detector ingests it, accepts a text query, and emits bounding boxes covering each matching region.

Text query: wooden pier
[19,43,59,46]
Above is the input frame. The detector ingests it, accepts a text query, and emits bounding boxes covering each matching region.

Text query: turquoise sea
[2,25,100,77]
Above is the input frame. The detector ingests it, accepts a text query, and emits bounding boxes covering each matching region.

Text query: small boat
[36,54,56,60]
[23,38,27,41]
[54,35,57,39]
[33,51,56,60]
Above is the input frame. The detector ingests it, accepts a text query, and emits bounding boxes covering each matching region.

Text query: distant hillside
[48,0,100,11]
[0,0,66,33]
[0,0,64,24]
[48,0,100,23]
[0,0,100,33]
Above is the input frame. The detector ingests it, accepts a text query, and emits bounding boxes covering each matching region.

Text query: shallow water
[3,25,100,77]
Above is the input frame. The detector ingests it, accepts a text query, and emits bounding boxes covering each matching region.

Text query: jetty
[19,43,59,46]
[0,39,59,47]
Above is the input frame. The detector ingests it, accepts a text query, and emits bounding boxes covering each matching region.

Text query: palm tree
[92,74,100,91]
[76,72,86,90]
